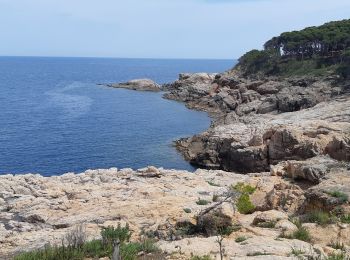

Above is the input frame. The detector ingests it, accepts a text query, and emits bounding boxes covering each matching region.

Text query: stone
[252,210,288,226]
[275,219,298,236]
[106,79,161,92]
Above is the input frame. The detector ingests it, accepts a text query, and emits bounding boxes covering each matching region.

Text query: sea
[0,57,233,176]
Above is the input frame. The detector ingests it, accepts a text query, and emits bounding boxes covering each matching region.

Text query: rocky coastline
[1,68,350,259]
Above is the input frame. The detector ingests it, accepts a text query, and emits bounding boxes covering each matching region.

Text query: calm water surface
[0,57,233,176]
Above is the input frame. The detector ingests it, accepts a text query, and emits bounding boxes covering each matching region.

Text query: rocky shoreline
[1,69,350,259]
[162,72,349,173]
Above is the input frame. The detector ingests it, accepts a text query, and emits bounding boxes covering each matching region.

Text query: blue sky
[0,0,349,59]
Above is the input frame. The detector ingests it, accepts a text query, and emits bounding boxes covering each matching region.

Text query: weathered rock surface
[176,96,350,173]
[106,78,161,91]
[1,166,349,259]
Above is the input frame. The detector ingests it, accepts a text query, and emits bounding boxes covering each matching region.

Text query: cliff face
[164,73,350,174]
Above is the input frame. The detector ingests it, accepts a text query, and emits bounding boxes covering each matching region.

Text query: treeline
[264,19,350,59]
[237,19,350,78]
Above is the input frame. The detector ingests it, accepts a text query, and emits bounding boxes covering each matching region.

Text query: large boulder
[107,79,161,91]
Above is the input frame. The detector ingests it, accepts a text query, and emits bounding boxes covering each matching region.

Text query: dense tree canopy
[237,19,350,77]
[264,19,350,59]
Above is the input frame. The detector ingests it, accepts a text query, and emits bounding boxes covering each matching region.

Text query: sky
[0,0,349,59]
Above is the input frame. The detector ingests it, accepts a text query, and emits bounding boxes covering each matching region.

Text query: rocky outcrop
[175,96,350,173]
[106,78,161,91]
[163,73,342,116]
[2,166,349,259]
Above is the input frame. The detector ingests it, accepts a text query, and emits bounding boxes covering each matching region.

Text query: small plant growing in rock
[247,251,270,256]
[196,198,210,206]
[232,183,256,194]
[191,255,212,260]
[328,241,345,250]
[65,224,87,248]
[207,181,220,187]
[289,247,305,257]
[291,226,311,242]
[305,210,332,226]
[183,208,192,213]
[235,236,247,243]
[236,194,255,214]
[101,224,132,246]
[326,190,349,204]
[255,221,276,228]
[281,218,311,242]
[212,194,220,202]
[232,183,256,214]
[341,214,350,223]
[327,252,348,260]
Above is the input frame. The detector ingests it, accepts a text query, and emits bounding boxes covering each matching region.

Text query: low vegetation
[326,190,349,204]
[341,214,350,223]
[255,221,276,228]
[207,181,220,187]
[232,183,256,214]
[196,199,210,206]
[191,255,212,260]
[304,210,335,226]
[235,236,248,243]
[328,241,345,250]
[183,208,192,213]
[290,247,305,257]
[281,219,311,242]
[14,224,160,260]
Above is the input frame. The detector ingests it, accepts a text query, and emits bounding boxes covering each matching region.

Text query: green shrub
[120,242,142,260]
[235,236,247,243]
[247,251,271,256]
[191,255,212,260]
[183,208,192,213]
[212,194,220,202]
[120,239,160,260]
[256,221,276,228]
[196,211,235,237]
[14,225,160,260]
[327,252,348,260]
[196,199,210,206]
[328,241,345,250]
[292,227,311,242]
[101,224,132,246]
[305,210,332,226]
[83,240,110,258]
[290,247,305,257]
[139,239,160,254]
[327,190,349,204]
[207,181,220,187]
[232,183,256,194]
[14,245,85,260]
[341,214,350,223]
[236,194,255,214]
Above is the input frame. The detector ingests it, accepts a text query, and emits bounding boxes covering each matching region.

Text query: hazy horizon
[0,0,349,59]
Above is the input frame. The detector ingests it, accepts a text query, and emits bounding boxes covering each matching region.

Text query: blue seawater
[0,57,233,176]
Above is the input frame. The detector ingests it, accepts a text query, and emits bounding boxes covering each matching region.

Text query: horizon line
[0,55,236,61]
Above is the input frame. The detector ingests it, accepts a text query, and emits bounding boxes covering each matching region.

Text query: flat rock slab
[106,78,161,92]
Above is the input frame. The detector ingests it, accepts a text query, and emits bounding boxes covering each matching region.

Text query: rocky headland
[1,19,350,259]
